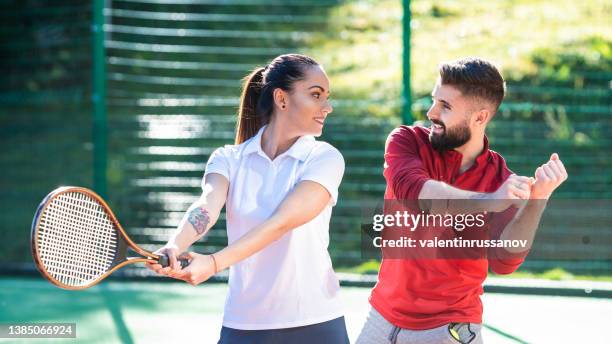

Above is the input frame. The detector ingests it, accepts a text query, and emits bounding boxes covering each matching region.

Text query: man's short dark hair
[439,57,506,114]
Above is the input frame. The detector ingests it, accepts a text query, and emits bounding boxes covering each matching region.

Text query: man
[357,57,568,344]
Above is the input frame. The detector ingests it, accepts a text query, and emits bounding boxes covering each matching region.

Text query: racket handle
[158,254,190,268]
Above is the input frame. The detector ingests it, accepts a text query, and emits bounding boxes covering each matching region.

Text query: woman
[147,54,349,344]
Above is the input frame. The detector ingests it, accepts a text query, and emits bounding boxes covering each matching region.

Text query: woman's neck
[260,117,300,160]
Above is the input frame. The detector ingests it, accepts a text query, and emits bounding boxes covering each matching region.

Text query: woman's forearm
[211,180,330,273]
[168,204,217,253]
[213,214,288,271]
[166,174,229,253]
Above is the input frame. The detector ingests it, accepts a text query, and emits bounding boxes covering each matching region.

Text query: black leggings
[218,316,350,344]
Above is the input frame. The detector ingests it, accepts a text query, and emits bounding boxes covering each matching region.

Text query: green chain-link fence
[2,0,610,276]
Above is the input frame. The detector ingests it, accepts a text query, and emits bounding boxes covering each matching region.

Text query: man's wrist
[473,192,515,213]
[530,192,551,200]
[466,192,493,212]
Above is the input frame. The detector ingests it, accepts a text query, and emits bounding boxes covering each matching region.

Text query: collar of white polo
[242,125,315,162]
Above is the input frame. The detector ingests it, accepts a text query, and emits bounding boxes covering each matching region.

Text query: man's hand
[494,174,532,200]
[486,174,533,212]
[530,153,568,200]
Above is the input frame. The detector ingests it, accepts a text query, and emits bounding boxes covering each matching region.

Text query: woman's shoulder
[212,138,253,160]
[307,140,344,163]
[207,145,238,166]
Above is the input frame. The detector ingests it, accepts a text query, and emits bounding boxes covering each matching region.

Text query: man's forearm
[418,180,493,214]
[498,199,548,253]
[419,180,483,199]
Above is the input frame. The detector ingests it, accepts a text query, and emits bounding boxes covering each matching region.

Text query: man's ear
[473,108,491,126]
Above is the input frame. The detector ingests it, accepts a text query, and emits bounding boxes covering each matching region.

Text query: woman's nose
[324,101,333,115]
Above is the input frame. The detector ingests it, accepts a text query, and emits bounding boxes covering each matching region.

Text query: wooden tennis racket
[31,186,189,290]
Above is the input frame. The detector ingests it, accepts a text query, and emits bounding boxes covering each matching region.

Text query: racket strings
[37,192,118,287]
[39,194,116,285]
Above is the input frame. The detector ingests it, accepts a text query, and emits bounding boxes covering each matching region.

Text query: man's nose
[426,106,438,121]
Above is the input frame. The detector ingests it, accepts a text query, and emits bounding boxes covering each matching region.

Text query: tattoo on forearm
[188,208,210,235]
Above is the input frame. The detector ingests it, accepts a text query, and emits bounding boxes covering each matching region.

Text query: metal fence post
[92,0,107,197]
[402,0,413,124]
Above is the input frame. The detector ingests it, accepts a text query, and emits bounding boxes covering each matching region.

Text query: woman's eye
[312,93,321,99]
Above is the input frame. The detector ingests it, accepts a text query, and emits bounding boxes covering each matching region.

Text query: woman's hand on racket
[146,244,182,274]
[168,252,216,286]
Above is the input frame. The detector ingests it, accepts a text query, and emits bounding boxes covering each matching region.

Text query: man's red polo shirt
[369,125,525,330]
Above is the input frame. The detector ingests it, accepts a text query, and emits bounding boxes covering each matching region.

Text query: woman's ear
[273,88,288,110]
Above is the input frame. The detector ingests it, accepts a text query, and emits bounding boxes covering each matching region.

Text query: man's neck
[454,134,485,174]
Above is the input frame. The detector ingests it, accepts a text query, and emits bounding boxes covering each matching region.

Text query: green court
[2,277,610,343]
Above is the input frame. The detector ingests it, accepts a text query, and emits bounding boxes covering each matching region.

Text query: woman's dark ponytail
[235,67,266,144]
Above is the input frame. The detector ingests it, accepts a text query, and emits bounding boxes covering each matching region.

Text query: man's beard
[429,120,471,152]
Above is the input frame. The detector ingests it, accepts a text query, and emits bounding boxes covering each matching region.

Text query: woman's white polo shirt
[203,125,345,330]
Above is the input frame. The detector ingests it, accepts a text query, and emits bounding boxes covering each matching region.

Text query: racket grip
[158,254,190,268]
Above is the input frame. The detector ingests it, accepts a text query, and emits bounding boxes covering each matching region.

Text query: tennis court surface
[1,276,610,343]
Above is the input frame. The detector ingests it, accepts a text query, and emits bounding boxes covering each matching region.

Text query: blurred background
[1,0,611,281]
[2,1,611,343]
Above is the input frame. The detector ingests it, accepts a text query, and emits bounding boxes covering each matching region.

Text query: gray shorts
[356,307,483,344]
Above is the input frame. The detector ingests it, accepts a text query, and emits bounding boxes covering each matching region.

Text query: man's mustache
[430,120,446,129]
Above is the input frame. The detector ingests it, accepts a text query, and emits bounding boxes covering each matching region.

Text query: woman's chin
[303,126,323,137]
